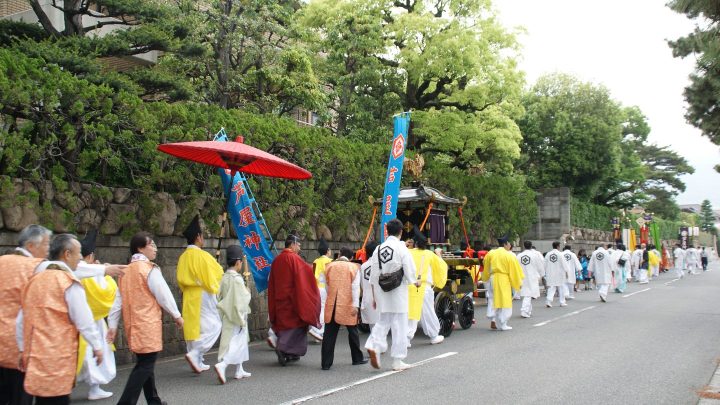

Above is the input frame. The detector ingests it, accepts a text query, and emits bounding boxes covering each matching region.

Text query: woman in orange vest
[320,247,366,370]
[107,232,183,405]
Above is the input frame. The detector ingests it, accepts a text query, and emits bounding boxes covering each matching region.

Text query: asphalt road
[71,262,720,405]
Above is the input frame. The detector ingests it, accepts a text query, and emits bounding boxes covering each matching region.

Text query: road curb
[698,360,720,403]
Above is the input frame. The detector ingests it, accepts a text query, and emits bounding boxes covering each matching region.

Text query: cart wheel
[435,292,454,337]
[458,295,474,330]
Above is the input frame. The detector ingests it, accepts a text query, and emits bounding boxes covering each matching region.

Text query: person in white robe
[517,241,544,318]
[365,219,419,371]
[588,246,614,302]
[611,244,630,293]
[562,246,582,299]
[673,244,686,279]
[631,247,643,282]
[360,242,380,328]
[544,242,571,307]
[214,245,252,384]
[686,246,699,275]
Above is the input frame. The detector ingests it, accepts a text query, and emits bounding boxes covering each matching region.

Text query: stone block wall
[0,177,368,364]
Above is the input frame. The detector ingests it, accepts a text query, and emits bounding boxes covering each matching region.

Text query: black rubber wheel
[435,292,455,337]
[458,295,474,329]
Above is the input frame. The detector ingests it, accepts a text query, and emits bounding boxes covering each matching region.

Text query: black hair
[130,232,153,255]
[523,241,532,249]
[285,234,300,248]
[564,245,571,251]
[386,219,403,237]
[340,247,354,259]
[365,241,379,258]
[552,241,560,249]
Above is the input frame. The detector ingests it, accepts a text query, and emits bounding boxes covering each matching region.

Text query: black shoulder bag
[377,247,404,292]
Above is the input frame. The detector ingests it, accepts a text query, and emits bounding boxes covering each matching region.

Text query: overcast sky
[494,0,720,208]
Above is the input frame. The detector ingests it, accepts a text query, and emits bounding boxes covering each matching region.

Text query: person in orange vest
[107,232,183,405]
[0,225,50,405]
[16,234,104,405]
[320,247,366,370]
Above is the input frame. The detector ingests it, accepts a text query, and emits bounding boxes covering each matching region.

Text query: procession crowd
[0,218,711,405]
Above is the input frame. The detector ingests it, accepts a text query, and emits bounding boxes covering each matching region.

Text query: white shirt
[517,250,544,298]
[544,249,570,287]
[16,261,103,352]
[562,250,582,282]
[16,247,108,280]
[589,248,614,284]
[369,235,417,313]
[107,254,181,329]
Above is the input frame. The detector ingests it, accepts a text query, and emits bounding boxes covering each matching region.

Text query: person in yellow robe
[77,230,117,401]
[407,228,447,345]
[481,244,502,329]
[177,215,224,374]
[481,236,524,331]
[309,238,332,342]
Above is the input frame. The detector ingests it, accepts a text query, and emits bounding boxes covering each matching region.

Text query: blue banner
[215,135,275,293]
[380,112,410,242]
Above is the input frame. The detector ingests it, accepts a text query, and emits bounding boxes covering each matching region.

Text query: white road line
[533,306,596,327]
[622,288,651,298]
[282,352,458,404]
[664,278,681,285]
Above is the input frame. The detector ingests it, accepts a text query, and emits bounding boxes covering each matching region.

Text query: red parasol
[157,137,312,180]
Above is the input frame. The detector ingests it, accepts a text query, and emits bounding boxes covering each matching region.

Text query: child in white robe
[214,245,252,384]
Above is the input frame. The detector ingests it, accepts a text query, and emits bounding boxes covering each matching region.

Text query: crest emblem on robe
[379,246,394,264]
[521,255,530,265]
[549,254,557,263]
[564,253,571,261]
[597,253,605,261]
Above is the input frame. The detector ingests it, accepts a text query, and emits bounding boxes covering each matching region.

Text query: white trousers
[546,285,566,305]
[78,319,116,386]
[408,286,441,340]
[521,296,532,317]
[222,325,249,366]
[309,288,327,336]
[637,268,649,283]
[565,282,575,297]
[187,292,222,362]
[687,262,698,274]
[651,265,659,277]
[598,283,610,300]
[493,308,512,329]
[675,264,685,279]
[485,277,495,319]
[365,312,408,360]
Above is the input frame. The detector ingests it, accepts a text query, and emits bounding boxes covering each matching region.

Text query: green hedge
[571,198,684,241]
[570,199,616,231]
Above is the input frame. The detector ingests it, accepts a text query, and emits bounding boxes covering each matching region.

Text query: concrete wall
[523,187,571,241]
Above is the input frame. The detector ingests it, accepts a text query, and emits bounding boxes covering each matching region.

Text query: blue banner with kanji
[380,112,410,242]
[216,138,275,293]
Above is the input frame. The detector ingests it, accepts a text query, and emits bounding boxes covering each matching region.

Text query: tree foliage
[700,199,717,234]
[518,73,693,212]
[300,0,525,173]
[668,0,720,165]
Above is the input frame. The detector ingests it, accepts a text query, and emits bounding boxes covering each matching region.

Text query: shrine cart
[360,182,482,337]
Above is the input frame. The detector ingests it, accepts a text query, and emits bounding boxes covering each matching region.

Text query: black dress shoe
[352,359,369,365]
[287,355,300,362]
[321,366,331,370]
[276,350,287,366]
